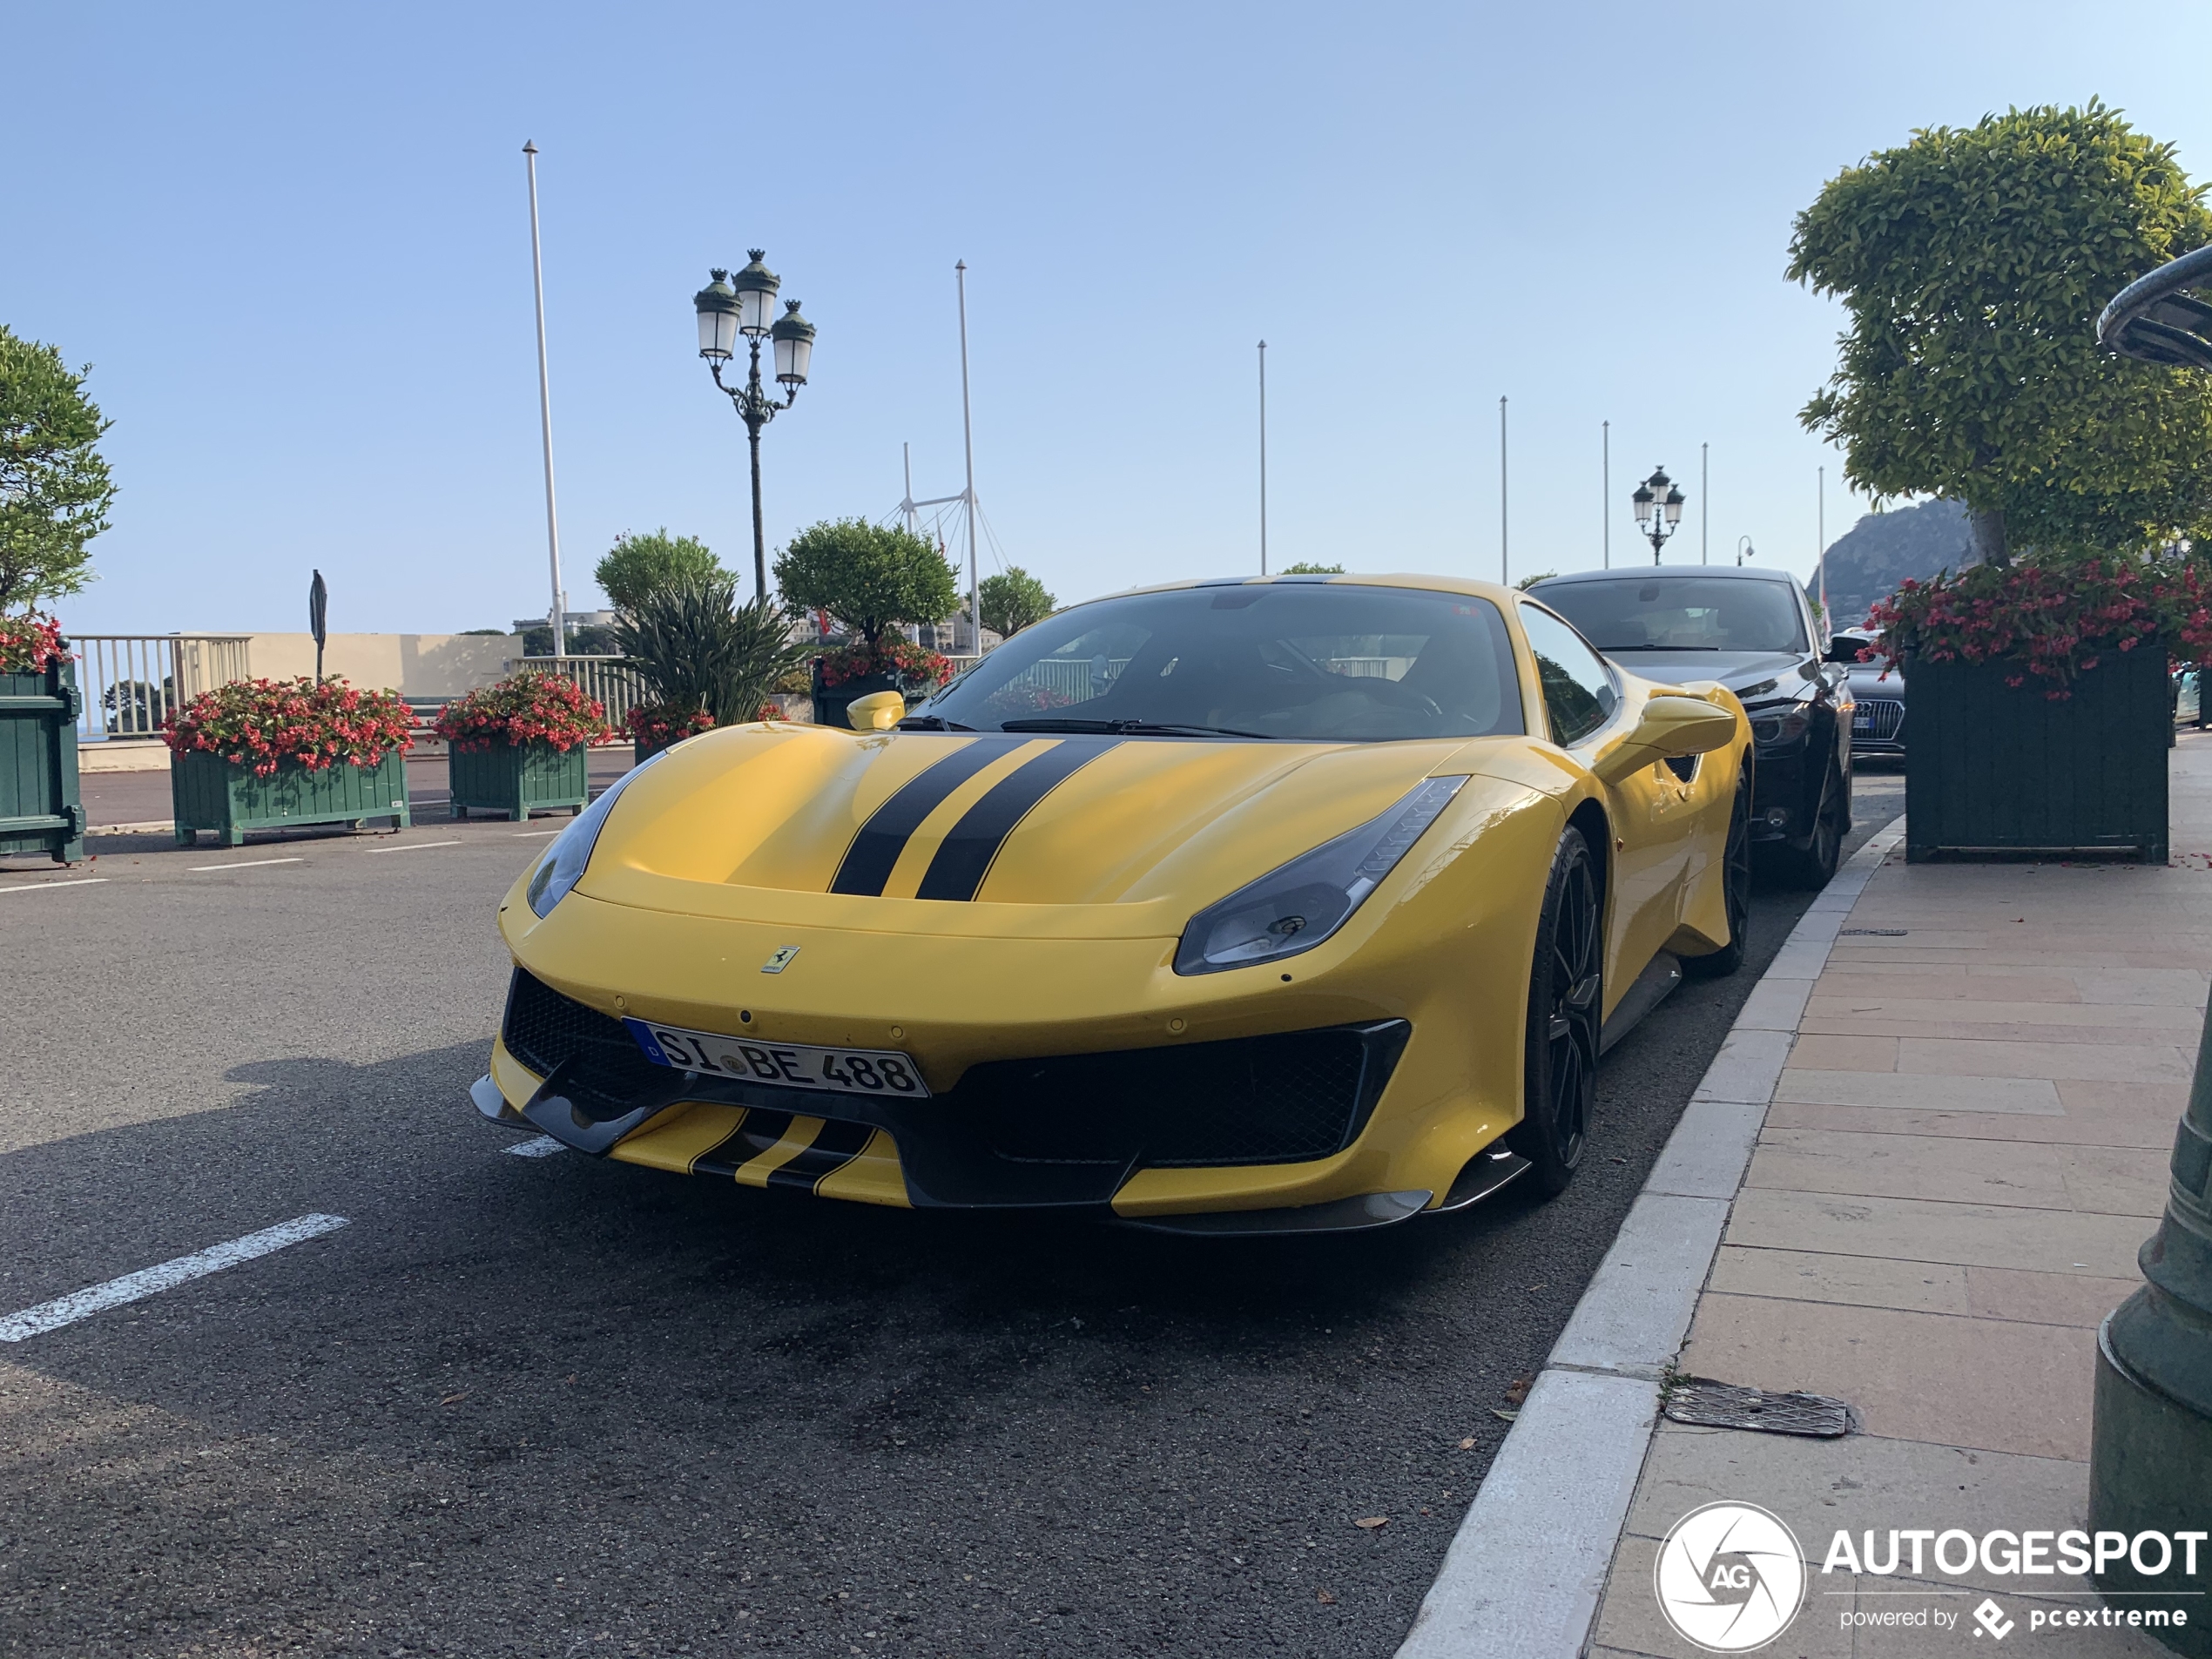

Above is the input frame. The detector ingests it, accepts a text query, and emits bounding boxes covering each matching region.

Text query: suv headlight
[525,752,664,918]
[1173,775,1467,975]
[1750,706,1813,747]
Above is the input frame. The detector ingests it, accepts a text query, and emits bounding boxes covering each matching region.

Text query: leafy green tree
[0,327,115,610]
[1788,102,2212,567]
[774,518,959,646]
[977,566,1055,637]
[614,576,813,725]
[1514,570,1557,590]
[1281,561,1345,575]
[594,529,725,612]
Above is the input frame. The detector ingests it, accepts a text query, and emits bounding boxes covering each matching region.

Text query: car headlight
[1750,706,1813,747]
[1173,775,1467,976]
[524,752,664,918]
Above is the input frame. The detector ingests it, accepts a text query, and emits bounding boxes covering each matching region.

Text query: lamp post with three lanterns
[693,253,817,598]
[1630,466,1685,563]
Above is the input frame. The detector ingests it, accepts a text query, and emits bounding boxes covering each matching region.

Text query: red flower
[433,671,610,752]
[0,615,71,675]
[163,678,416,777]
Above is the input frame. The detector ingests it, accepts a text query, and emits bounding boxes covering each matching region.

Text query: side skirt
[1598,950,1682,1056]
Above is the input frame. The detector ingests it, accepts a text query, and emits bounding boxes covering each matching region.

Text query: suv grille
[1855,698,1904,742]
[501,968,664,1118]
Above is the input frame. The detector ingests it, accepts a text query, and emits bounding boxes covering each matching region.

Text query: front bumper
[478,968,1453,1224]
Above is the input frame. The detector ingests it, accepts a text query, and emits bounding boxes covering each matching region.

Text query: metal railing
[71,635,253,741]
[508,656,646,732]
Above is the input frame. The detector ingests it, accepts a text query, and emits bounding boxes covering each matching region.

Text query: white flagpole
[523,141,564,660]
[955,261,979,651]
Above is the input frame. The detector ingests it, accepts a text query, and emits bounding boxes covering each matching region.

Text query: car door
[1518,604,1687,1012]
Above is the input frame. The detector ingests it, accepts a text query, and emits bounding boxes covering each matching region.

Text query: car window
[920,583,1525,742]
[1519,604,1618,745]
[1534,576,1808,653]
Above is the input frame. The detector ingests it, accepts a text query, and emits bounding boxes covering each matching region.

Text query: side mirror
[1593,694,1740,786]
[1824,633,1868,664]
[846,689,907,732]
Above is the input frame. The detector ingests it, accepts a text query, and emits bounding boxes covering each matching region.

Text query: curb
[1394,817,1906,1659]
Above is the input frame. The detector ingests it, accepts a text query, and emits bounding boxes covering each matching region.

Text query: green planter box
[448,739,588,821]
[0,661,85,865]
[1905,646,2169,863]
[172,749,412,846]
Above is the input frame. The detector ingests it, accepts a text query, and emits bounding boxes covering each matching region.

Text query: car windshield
[1535,576,1807,654]
[914,583,1524,742]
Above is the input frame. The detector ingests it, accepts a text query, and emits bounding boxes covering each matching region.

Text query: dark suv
[1527,565,1854,886]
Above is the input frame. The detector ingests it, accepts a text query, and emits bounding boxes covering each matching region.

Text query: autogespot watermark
[1655,1505,2206,1651]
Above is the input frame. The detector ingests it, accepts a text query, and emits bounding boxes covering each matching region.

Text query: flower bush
[0,614,70,675]
[164,678,416,777]
[1868,556,2212,696]
[816,638,953,692]
[626,701,717,748]
[434,671,610,752]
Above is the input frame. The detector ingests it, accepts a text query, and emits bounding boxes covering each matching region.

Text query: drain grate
[1662,1378,1851,1438]
[1838,927,1908,937]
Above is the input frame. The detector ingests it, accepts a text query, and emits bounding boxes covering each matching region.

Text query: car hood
[1604,650,1809,698]
[568,724,1548,937]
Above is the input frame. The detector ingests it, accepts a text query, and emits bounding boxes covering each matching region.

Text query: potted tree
[773,519,960,727]
[1791,103,2212,862]
[435,671,610,820]
[615,575,813,763]
[0,614,84,864]
[165,677,415,846]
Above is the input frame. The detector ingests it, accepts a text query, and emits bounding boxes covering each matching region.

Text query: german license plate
[1852,713,1872,731]
[623,1018,930,1098]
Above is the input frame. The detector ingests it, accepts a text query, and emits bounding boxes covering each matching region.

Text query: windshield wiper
[999,718,1277,739]
[896,714,978,731]
[1602,644,1723,651]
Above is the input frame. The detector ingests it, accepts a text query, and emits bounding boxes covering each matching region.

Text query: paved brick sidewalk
[1588,735,2212,1657]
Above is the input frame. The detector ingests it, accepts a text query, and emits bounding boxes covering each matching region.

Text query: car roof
[1092,572,1525,606]
[1527,565,1801,589]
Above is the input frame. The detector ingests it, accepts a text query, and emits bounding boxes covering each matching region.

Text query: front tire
[1779,759,1846,888]
[1683,762,1752,979]
[1508,826,1602,1197]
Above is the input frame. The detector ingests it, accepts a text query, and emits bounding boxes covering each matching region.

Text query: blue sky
[13,2,2212,636]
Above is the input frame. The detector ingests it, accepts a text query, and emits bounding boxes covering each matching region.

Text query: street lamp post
[1737,535,1755,568]
[694,253,816,600]
[1631,465,1684,563]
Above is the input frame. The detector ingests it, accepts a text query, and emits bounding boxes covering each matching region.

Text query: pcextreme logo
[1654,1501,1808,1652]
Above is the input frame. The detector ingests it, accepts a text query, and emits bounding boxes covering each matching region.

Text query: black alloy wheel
[1684,762,1752,979]
[1783,760,1847,889]
[1509,826,1602,1197]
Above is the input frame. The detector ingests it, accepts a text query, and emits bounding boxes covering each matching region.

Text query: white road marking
[188,858,304,872]
[0,879,108,894]
[0,1214,350,1343]
[511,829,562,838]
[368,840,463,853]
[504,1135,567,1157]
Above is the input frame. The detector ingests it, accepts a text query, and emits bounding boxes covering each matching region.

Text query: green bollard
[2091,988,2212,1654]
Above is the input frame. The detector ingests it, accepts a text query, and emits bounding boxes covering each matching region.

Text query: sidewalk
[1581,738,2212,1656]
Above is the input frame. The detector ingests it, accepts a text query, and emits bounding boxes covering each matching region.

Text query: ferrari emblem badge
[760,946,800,974]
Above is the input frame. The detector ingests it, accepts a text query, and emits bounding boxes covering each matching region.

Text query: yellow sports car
[471,574,1751,1234]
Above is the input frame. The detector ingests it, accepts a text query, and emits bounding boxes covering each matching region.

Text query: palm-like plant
[614,577,813,725]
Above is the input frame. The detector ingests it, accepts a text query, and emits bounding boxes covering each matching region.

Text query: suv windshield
[915,583,1524,742]
[1535,576,1807,654]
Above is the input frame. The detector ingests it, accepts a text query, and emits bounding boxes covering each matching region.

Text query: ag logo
[1653,1501,1806,1652]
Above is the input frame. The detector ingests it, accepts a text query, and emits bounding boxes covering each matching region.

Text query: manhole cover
[1838,927,1908,937]
[1662,1378,1850,1438]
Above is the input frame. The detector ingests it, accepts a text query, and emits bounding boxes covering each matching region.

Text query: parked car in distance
[1527,565,1852,886]
[1836,631,1905,760]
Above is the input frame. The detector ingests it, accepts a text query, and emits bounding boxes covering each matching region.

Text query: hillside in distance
[1806,497,1972,625]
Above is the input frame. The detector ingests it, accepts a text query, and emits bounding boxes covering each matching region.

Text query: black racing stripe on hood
[830,736,1028,896]
[915,738,1123,902]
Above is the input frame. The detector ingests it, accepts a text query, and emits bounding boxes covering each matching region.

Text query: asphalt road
[0,765,1902,1658]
